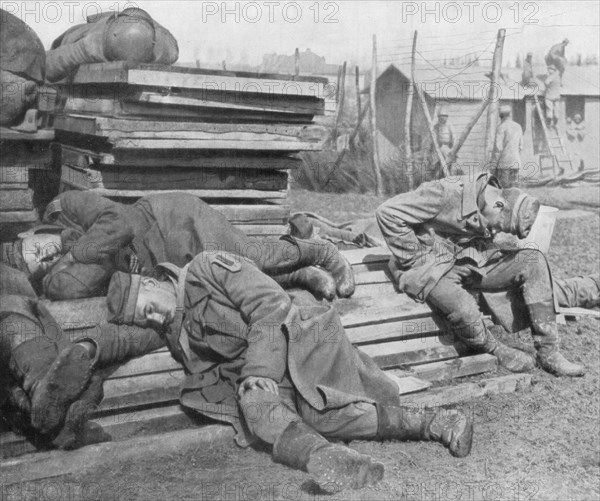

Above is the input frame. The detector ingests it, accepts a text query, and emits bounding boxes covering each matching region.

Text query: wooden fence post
[332,61,347,143]
[370,35,383,196]
[405,30,417,190]
[484,29,506,165]
[355,65,362,120]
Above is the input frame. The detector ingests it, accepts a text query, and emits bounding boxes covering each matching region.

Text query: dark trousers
[426,249,555,350]
[239,375,378,445]
[43,238,332,300]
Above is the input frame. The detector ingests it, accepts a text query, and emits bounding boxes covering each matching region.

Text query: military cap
[437,106,449,116]
[499,104,512,116]
[106,272,142,324]
[503,188,540,239]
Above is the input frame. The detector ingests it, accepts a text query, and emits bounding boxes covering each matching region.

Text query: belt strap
[158,262,194,369]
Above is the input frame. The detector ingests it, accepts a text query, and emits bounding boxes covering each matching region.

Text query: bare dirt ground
[17,186,600,501]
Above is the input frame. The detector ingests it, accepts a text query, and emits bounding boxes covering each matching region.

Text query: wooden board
[0,209,38,224]
[68,62,328,96]
[212,205,290,225]
[60,164,289,191]
[0,166,29,184]
[58,184,289,200]
[55,115,327,142]
[0,189,34,210]
[398,373,532,407]
[56,143,303,170]
[60,98,315,124]
[391,354,498,382]
[0,127,54,142]
[107,137,320,151]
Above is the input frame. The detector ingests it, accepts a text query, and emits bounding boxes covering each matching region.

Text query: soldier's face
[20,234,63,277]
[480,186,508,235]
[134,278,177,328]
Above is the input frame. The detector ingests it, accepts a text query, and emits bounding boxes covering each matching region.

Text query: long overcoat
[160,252,400,445]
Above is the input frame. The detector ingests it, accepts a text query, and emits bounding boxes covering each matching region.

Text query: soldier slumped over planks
[0,262,165,449]
[1,191,355,300]
[99,252,471,492]
[376,173,599,377]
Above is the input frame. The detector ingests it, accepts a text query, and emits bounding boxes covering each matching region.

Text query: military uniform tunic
[41,192,318,300]
[163,252,399,445]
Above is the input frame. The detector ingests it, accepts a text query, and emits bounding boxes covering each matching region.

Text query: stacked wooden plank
[0,247,531,460]
[52,62,331,218]
[0,128,56,241]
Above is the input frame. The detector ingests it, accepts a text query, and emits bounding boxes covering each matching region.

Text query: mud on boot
[31,342,98,434]
[273,266,336,300]
[291,237,356,298]
[272,421,384,494]
[490,344,535,373]
[537,351,585,377]
[306,444,384,494]
[51,374,105,450]
[376,405,473,458]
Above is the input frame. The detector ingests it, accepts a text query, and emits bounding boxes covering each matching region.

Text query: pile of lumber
[0,247,532,461]
[52,62,331,209]
[0,127,56,241]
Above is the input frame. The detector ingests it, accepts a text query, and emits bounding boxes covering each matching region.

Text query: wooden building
[368,64,529,173]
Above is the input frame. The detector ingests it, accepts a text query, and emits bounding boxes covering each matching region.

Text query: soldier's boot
[9,338,59,405]
[289,237,355,298]
[376,405,473,458]
[31,339,99,434]
[528,302,585,377]
[463,325,535,373]
[52,374,106,450]
[489,344,535,373]
[272,266,337,300]
[272,421,384,494]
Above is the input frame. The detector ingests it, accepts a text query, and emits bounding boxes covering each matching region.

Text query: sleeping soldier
[1,191,355,301]
[90,252,474,493]
[376,172,598,377]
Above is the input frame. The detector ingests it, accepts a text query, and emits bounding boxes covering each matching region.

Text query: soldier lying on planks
[1,191,355,301]
[45,7,178,83]
[0,262,167,449]
[12,252,471,493]
[375,173,599,377]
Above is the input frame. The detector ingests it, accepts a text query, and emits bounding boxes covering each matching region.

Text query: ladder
[533,95,574,179]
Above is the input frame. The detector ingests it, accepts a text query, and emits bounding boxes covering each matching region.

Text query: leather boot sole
[307,445,384,493]
[31,344,94,434]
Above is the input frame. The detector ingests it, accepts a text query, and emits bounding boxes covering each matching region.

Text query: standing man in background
[491,105,523,188]
[432,107,455,162]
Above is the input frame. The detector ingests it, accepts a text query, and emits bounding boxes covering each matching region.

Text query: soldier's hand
[6,385,31,414]
[238,377,279,398]
[453,265,475,283]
